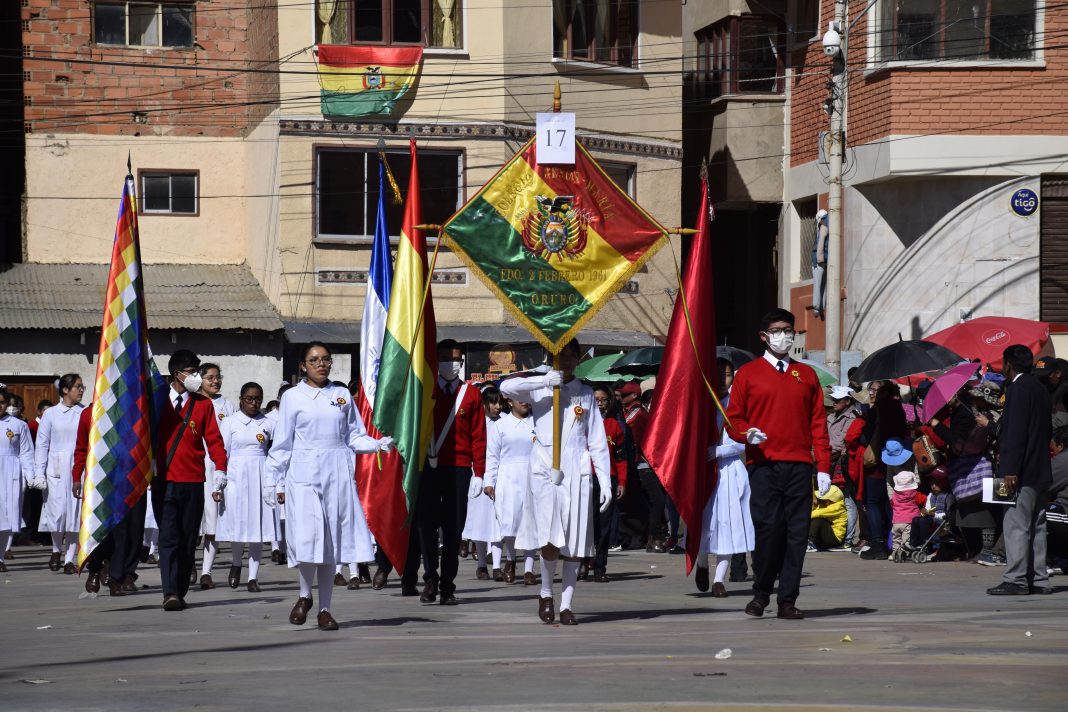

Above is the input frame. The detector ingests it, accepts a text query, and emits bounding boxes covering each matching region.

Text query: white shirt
[484,412,536,488]
[762,350,793,373]
[222,411,274,458]
[0,414,35,477]
[33,402,85,477]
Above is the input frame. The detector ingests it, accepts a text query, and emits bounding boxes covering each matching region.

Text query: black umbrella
[853,340,965,383]
[606,346,663,377]
[717,344,756,369]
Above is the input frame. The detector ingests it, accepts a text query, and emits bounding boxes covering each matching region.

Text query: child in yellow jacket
[809,484,848,551]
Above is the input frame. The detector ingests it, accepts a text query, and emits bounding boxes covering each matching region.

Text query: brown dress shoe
[162,594,182,611]
[200,574,215,590]
[85,572,101,593]
[372,568,389,590]
[475,566,490,580]
[147,554,159,565]
[777,603,805,620]
[109,580,126,597]
[711,582,728,598]
[502,560,516,583]
[289,596,313,625]
[347,577,360,590]
[559,609,577,625]
[121,575,137,592]
[744,597,767,617]
[317,610,339,631]
[492,568,504,582]
[271,549,281,564]
[228,565,241,589]
[246,579,261,593]
[459,540,470,558]
[524,571,537,586]
[333,572,347,586]
[358,563,372,584]
[538,596,555,623]
[63,562,77,575]
[420,580,438,603]
[695,566,709,592]
[48,552,62,571]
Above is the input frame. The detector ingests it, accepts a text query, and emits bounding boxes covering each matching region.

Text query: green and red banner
[442,137,669,352]
[316,45,422,117]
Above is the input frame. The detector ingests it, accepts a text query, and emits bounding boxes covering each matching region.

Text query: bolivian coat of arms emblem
[521,195,591,261]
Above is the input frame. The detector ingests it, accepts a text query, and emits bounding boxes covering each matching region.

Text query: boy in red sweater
[726,308,831,620]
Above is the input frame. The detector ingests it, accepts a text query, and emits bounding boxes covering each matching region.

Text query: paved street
[2,544,1065,712]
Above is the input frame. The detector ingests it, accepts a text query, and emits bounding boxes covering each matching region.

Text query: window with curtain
[875,0,1036,62]
[93,2,194,47]
[552,0,639,67]
[315,0,462,48]
[695,16,785,100]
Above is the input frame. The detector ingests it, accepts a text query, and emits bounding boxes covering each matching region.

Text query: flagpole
[551,81,563,470]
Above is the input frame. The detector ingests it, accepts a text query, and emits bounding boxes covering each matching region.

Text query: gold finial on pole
[669,227,700,235]
[553,81,561,113]
[413,224,442,231]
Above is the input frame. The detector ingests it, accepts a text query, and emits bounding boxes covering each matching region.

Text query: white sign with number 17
[535,112,576,165]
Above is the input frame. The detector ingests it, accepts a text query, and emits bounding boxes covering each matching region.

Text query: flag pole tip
[553,82,562,112]
[414,223,441,232]
[670,227,699,235]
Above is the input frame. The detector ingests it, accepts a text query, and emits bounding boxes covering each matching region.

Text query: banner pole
[552,352,562,469]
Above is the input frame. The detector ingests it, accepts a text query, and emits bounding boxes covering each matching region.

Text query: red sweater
[72,405,91,485]
[156,392,227,483]
[602,416,628,486]
[726,357,832,473]
[623,402,649,464]
[432,381,486,476]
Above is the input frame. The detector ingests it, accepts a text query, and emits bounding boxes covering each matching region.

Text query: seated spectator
[911,467,952,553]
[809,484,847,552]
[1046,426,1068,574]
[891,469,927,559]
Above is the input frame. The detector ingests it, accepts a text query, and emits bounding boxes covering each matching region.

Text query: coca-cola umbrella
[853,340,965,384]
[923,316,1051,371]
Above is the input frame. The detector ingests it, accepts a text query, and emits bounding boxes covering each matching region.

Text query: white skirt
[284,447,373,567]
[701,457,755,556]
[462,492,499,543]
[0,456,23,532]
[515,444,594,558]
[493,456,530,538]
[39,451,79,533]
[217,453,275,543]
[144,491,158,531]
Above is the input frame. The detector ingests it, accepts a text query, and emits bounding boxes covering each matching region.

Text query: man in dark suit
[988,344,1053,596]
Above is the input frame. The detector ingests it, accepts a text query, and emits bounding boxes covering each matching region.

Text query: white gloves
[468,476,484,499]
[378,436,395,452]
[816,472,831,497]
[213,472,227,492]
[598,485,612,513]
[544,370,564,388]
[549,468,565,486]
[262,485,277,508]
[746,428,768,445]
[28,476,47,491]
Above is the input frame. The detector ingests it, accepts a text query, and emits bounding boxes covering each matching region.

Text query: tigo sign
[1010,188,1038,217]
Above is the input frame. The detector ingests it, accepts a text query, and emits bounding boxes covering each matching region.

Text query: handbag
[862,420,881,468]
[912,434,943,474]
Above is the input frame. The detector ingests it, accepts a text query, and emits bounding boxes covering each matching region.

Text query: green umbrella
[797,358,839,387]
[573,353,624,382]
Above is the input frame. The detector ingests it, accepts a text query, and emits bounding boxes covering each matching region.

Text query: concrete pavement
[1,543,1065,711]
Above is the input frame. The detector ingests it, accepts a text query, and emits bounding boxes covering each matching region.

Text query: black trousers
[592,477,616,571]
[413,464,471,595]
[638,467,666,544]
[749,461,813,605]
[158,481,204,599]
[84,494,146,581]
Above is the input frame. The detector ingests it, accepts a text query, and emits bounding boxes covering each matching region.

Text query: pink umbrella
[921,362,981,423]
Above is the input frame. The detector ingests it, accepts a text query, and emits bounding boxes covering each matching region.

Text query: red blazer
[156,392,227,483]
[72,405,91,485]
[623,402,650,461]
[725,357,832,473]
[603,416,628,487]
[432,381,486,476]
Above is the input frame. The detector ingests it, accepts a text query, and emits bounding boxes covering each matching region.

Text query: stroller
[899,496,966,564]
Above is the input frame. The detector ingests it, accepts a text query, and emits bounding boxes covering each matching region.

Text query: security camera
[822,22,842,57]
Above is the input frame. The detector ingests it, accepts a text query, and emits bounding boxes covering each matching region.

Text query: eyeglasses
[241,395,263,403]
[305,357,333,366]
[764,328,796,337]
[203,375,223,382]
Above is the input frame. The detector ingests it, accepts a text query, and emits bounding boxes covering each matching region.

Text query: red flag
[355,389,409,574]
[644,177,717,575]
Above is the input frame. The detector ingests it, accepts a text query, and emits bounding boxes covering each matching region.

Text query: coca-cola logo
[982,329,1009,345]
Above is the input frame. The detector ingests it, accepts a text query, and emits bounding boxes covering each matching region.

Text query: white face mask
[438,361,462,381]
[767,332,794,355]
[181,371,204,393]
[5,406,17,417]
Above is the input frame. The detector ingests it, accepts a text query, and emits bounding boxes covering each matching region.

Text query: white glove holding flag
[213,472,227,492]
[378,436,395,452]
[598,483,612,513]
[746,428,768,445]
[468,476,484,499]
[549,468,565,486]
[30,475,47,491]
[263,485,277,508]
[544,370,564,388]
[816,472,832,497]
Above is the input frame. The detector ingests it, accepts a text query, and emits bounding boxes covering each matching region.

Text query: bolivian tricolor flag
[316,45,423,117]
[372,140,436,524]
[443,137,670,352]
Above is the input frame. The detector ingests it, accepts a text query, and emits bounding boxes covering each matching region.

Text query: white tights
[298,562,334,612]
[713,555,731,584]
[201,538,217,575]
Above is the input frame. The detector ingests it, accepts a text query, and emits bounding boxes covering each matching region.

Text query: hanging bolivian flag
[316,45,423,117]
[443,137,670,352]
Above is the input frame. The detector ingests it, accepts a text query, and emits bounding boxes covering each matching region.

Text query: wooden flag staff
[551,81,563,470]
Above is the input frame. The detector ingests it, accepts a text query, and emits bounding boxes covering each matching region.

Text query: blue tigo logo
[1010,188,1039,217]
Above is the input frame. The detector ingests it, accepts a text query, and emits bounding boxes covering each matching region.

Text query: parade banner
[644,178,718,575]
[356,158,410,573]
[78,175,167,569]
[442,137,669,352]
[316,45,423,117]
[372,140,437,526]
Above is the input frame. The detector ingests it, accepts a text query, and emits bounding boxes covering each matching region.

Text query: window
[789,0,820,44]
[695,16,785,100]
[553,0,639,67]
[599,160,635,197]
[875,0,1036,63]
[93,2,194,48]
[139,171,198,215]
[315,148,462,240]
[315,0,462,48]
[795,197,818,281]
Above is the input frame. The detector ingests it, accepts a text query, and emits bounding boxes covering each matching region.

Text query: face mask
[182,371,204,392]
[767,332,794,354]
[5,406,17,417]
[438,361,462,381]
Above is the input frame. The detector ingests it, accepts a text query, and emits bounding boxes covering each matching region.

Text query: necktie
[174,394,184,412]
[776,360,785,373]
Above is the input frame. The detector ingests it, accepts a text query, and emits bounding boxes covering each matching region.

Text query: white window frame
[93,1,195,49]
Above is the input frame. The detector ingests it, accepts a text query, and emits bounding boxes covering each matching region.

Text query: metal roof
[0,263,284,332]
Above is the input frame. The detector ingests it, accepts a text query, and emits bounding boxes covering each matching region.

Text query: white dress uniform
[201,394,236,536]
[0,415,34,533]
[461,416,502,544]
[265,381,378,567]
[217,412,275,543]
[700,397,755,556]
[500,376,611,558]
[35,403,85,534]
[265,408,285,539]
[485,411,535,538]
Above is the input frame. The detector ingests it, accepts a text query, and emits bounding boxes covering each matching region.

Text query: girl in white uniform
[266,382,294,565]
[463,387,504,580]
[34,374,86,573]
[198,363,237,588]
[218,382,275,592]
[0,389,35,572]
[265,342,393,631]
[483,397,536,584]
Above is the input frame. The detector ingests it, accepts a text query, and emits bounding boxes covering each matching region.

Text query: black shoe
[859,545,889,561]
[987,582,1030,596]
[419,580,438,603]
[372,568,389,590]
[695,566,709,592]
[593,569,610,583]
[744,596,769,617]
[228,565,241,589]
[347,577,360,590]
[48,552,62,571]
[578,560,589,580]
[138,545,150,564]
[358,563,372,584]
[1030,585,1053,595]
[400,583,418,597]
[439,592,458,606]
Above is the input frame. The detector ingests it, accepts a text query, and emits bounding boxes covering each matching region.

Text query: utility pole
[823,0,848,381]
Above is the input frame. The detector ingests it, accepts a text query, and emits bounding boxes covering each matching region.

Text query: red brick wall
[791,0,1068,167]
[22,0,278,137]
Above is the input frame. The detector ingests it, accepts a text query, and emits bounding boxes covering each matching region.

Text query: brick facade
[22,0,278,137]
[791,0,1068,166]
